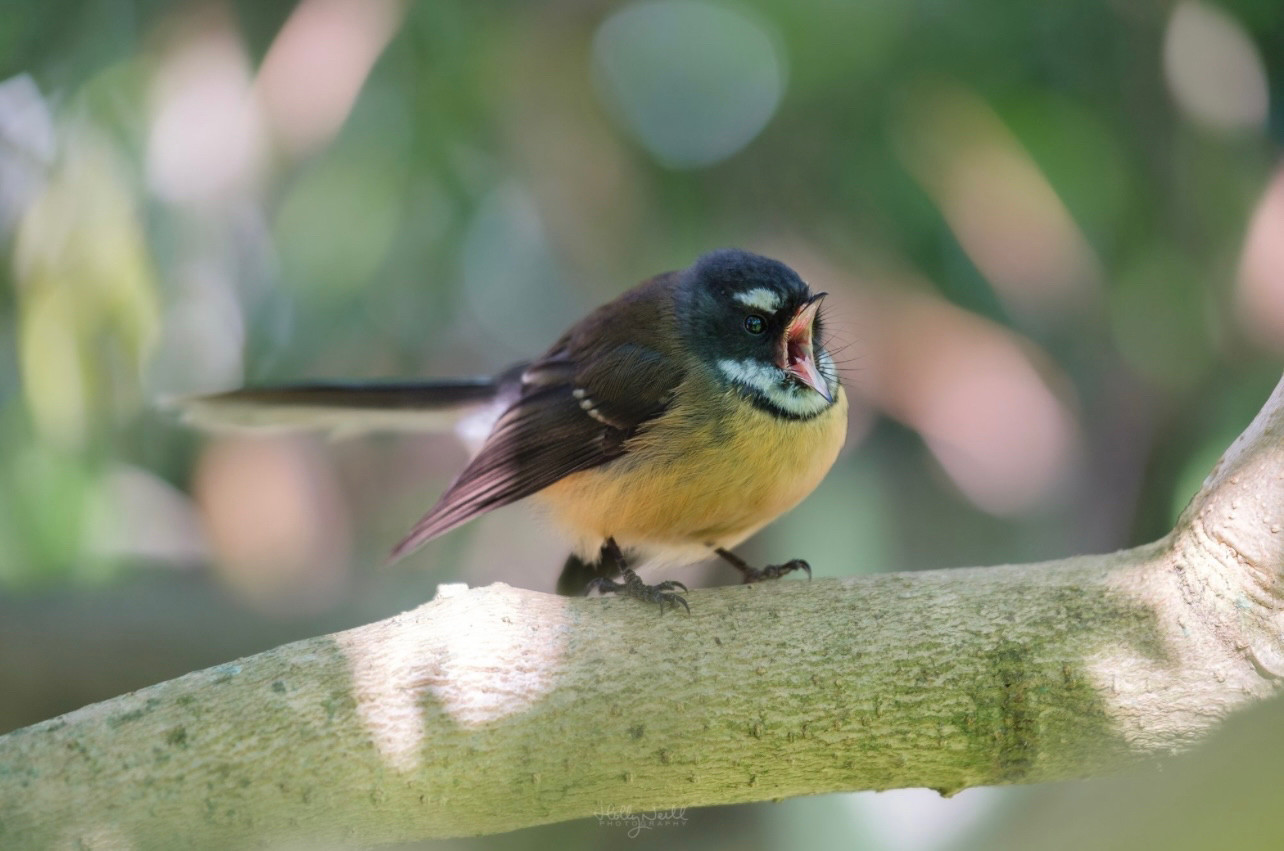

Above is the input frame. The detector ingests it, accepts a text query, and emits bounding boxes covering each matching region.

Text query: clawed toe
[630,578,690,614]
[783,559,812,581]
[737,558,812,584]
[656,591,690,614]
[587,576,623,595]
[586,569,690,614]
[715,547,812,584]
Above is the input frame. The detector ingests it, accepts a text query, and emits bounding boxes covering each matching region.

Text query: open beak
[779,293,832,402]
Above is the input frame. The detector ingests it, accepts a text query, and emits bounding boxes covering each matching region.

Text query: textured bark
[1,375,1282,850]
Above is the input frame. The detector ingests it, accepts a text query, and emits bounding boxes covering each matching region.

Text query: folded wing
[390,342,682,559]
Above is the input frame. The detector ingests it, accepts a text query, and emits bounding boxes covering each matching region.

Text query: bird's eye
[744,315,766,335]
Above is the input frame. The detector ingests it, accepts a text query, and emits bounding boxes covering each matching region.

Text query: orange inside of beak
[779,295,831,402]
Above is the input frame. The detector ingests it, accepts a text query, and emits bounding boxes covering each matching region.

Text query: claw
[784,559,811,581]
[587,576,622,595]
[717,548,811,584]
[586,558,691,614]
[662,592,691,615]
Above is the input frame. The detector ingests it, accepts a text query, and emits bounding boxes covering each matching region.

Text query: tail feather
[168,378,506,438]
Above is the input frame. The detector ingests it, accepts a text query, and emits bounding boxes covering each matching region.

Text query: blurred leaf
[14,124,158,448]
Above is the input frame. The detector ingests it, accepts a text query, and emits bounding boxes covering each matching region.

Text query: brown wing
[390,280,683,559]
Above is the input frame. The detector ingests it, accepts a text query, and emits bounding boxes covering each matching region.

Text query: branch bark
[2,376,1283,850]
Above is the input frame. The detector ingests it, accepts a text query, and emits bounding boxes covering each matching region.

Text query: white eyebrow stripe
[732,288,782,313]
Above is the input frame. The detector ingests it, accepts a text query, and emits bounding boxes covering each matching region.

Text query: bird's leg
[588,538,689,614]
[556,552,600,597]
[556,541,626,596]
[715,547,812,584]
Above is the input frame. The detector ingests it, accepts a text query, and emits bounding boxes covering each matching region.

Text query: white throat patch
[732,288,783,313]
[717,349,837,418]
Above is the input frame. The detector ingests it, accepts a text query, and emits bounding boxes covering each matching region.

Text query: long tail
[169,371,521,439]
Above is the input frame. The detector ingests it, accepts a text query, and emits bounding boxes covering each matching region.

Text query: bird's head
[677,249,839,420]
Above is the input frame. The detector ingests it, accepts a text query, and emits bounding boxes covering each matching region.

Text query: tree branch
[3,376,1283,850]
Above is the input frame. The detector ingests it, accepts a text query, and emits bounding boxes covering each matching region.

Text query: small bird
[181,249,848,610]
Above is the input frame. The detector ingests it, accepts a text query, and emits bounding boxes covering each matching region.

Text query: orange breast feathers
[536,376,848,561]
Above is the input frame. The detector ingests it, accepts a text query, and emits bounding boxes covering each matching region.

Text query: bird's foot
[715,548,811,584]
[590,566,689,614]
[740,559,811,583]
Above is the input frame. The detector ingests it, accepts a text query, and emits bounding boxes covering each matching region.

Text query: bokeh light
[146,6,266,205]
[0,74,54,234]
[855,289,1081,515]
[256,0,406,157]
[894,84,1102,325]
[1236,168,1284,353]
[1163,2,1269,133]
[592,0,785,169]
[193,436,352,613]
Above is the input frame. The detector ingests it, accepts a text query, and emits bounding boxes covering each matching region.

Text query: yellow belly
[536,383,848,561]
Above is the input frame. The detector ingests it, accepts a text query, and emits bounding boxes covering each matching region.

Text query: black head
[676,249,838,419]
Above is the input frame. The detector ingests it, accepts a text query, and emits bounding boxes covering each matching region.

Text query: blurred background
[1,0,1282,848]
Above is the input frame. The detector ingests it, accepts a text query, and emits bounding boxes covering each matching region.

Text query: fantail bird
[179,249,848,610]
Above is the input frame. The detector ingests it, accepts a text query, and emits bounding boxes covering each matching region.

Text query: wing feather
[390,343,681,559]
